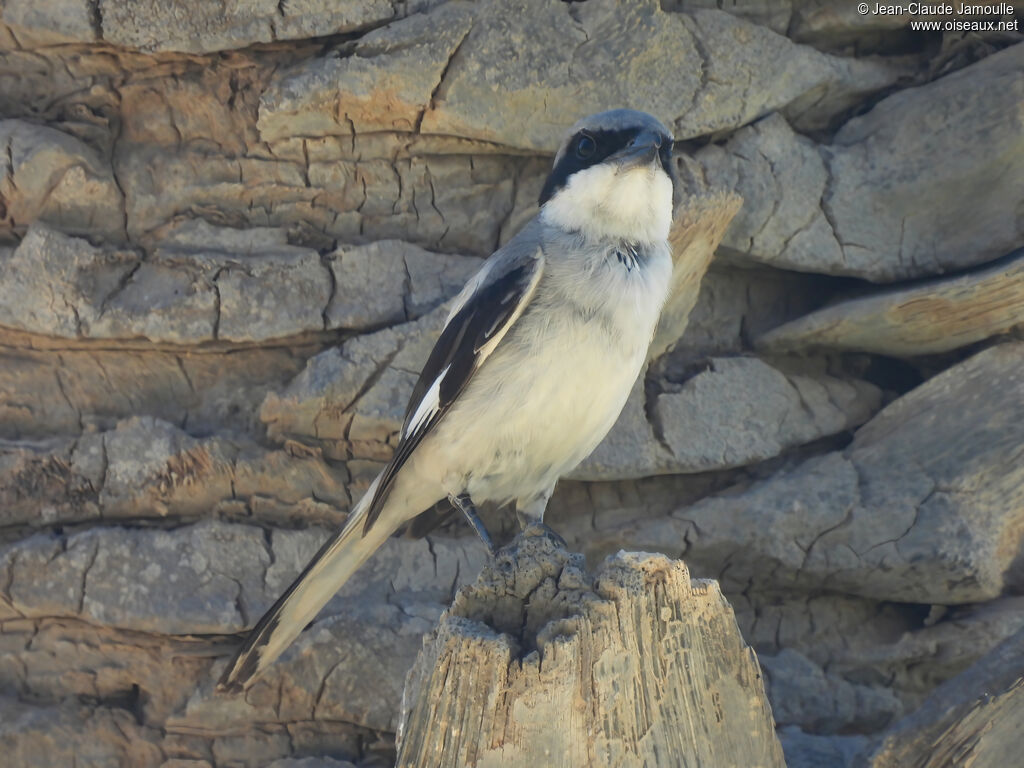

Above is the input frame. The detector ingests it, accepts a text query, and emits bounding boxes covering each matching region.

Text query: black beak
[611,130,663,170]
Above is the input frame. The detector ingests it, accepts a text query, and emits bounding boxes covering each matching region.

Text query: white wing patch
[402,364,449,440]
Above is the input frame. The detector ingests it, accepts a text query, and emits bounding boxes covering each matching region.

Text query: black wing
[361,239,544,534]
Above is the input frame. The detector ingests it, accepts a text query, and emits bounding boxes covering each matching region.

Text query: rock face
[0,1,1021,765]
[666,343,1024,604]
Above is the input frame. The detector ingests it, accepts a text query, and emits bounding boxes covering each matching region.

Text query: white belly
[415,248,671,505]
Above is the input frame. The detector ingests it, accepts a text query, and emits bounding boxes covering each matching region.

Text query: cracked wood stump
[395,526,785,768]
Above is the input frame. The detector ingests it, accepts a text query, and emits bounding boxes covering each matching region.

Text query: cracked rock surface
[0,1,1021,765]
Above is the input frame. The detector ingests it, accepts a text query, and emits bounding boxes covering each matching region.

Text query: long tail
[217,476,397,692]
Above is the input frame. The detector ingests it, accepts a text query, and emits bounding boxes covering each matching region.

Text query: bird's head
[539,109,679,245]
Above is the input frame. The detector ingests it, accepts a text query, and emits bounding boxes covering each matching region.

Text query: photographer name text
[867,3,1014,13]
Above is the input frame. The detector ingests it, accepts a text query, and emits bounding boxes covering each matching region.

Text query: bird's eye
[576,134,596,159]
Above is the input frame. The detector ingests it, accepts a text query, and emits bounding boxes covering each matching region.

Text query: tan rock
[260,0,897,150]
[0,697,163,767]
[117,146,528,256]
[0,341,311,441]
[258,3,475,140]
[0,417,349,529]
[757,249,1024,356]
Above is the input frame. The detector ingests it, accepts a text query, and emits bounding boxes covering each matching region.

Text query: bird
[217,108,681,692]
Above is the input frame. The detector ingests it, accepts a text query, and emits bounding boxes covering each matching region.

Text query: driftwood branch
[395,526,784,767]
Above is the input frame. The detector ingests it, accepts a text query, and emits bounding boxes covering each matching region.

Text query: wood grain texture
[757,249,1024,356]
[396,526,784,768]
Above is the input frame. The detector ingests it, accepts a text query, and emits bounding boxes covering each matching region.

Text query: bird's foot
[519,521,568,549]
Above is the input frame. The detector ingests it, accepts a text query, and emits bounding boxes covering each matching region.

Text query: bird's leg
[449,492,496,556]
[515,485,555,530]
[515,485,567,547]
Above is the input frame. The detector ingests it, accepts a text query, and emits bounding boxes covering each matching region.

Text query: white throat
[541,163,674,244]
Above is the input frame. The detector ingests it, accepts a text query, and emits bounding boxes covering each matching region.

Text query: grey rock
[0,696,163,767]
[1,0,97,44]
[268,759,357,768]
[0,223,477,344]
[0,121,124,242]
[697,113,845,275]
[100,416,349,519]
[2,520,270,633]
[326,240,480,330]
[701,43,1024,283]
[684,8,898,137]
[762,648,902,734]
[657,264,842,368]
[672,342,1024,603]
[2,532,97,618]
[779,727,868,768]
[573,355,880,480]
[209,250,330,342]
[260,307,446,459]
[726,592,917,671]
[788,1,923,48]
[88,256,218,343]
[0,510,485,652]
[0,527,485,738]
[826,44,1024,281]
[0,436,101,528]
[98,0,400,53]
[149,220,331,342]
[180,531,485,732]
[661,0,792,34]
[194,608,428,733]
[0,224,137,338]
[0,617,220,725]
[653,356,880,472]
[829,597,1024,712]
[402,244,481,317]
[860,626,1024,768]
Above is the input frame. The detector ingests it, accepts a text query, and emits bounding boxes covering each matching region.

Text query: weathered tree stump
[395,526,785,767]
